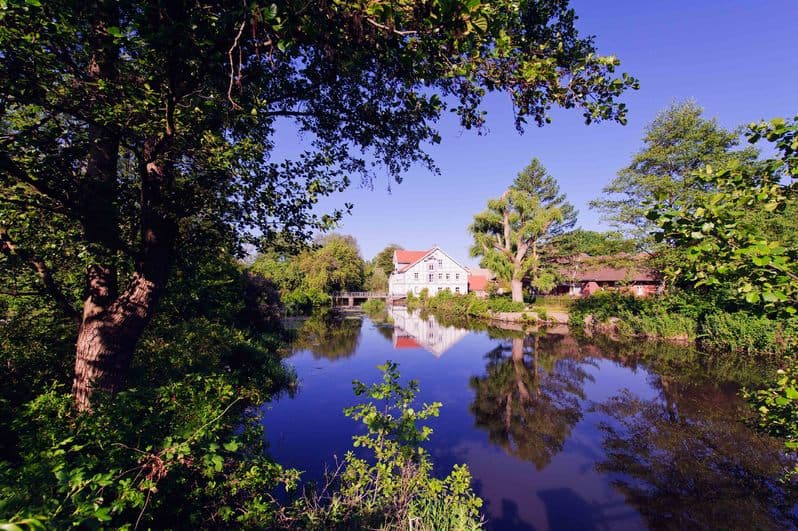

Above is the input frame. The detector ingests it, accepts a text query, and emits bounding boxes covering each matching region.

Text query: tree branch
[0,228,80,322]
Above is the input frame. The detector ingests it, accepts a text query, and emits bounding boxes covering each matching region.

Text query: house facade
[388,247,469,296]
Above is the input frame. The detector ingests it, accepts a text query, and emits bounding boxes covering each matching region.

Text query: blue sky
[279,0,798,266]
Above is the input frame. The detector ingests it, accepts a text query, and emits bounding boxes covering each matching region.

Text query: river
[263,308,797,530]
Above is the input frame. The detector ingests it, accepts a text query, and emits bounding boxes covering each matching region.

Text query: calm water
[263,308,797,530]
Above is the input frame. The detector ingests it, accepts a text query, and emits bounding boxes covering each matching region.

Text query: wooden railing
[331,291,388,298]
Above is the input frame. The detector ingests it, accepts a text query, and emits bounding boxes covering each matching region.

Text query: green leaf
[107,26,123,38]
[223,441,239,452]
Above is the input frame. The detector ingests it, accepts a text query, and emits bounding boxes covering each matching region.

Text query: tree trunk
[511,278,523,303]
[72,270,167,411]
[72,148,176,411]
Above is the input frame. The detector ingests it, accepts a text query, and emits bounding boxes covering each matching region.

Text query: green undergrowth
[570,291,798,354]
[407,290,527,322]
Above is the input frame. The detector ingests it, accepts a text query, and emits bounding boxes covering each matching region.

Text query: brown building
[555,254,662,297]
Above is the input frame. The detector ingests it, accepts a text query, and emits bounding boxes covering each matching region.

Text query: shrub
[701,312,797,355]
[745,360,798,479]
[361,298,386,315]
[486,297,526,313]
[283,287,332,316]
[627,312,697,341]
[290,362,483,529]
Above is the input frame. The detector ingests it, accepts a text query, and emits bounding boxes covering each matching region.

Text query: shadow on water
[490,499,537,531]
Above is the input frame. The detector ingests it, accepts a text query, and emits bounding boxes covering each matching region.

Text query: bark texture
[511,278,524,303]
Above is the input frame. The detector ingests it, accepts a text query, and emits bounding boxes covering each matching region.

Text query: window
[455,273,460,280]
[414,272,418,280]
[455,287,460,293]
[438,259,443,267]
[438,287,443,292]
[428,262,434,270]
[428,274,434,282]
[438,273,442,280]
[446,273,450,280]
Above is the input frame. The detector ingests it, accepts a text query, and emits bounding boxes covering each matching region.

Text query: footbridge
[331,291,399,307]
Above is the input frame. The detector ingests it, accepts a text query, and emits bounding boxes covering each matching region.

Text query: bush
[627,311,697,341]
[745,360,798,479]
[283,287,331,316]
[361,298,386,315]
[701,312,797,355]
[289,362,483,529]
[486,296,526,313]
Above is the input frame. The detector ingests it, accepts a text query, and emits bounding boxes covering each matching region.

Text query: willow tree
[470,159,576,301]
[0,0,635,409]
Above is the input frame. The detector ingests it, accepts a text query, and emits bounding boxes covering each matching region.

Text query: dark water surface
[263,309,797,530]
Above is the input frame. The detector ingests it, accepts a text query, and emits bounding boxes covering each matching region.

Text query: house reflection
[389,306,469,357]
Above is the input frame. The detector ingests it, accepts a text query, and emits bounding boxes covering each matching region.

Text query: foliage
[411,291,529,323]
[0,356,298,529]
[0,0,637,406]
[372,244,404,276]
[470,159,576,300]
[361,298,386,315]
[647,116,798,317]
[701,312,797,356]
[300,234,365,293]
[570,291,697,341]
[591,100,758,245]
[290,362,483,530]
[745,362,798,478]
[252,233,365,314]
[365,267,389,293]
[550,229,637,257]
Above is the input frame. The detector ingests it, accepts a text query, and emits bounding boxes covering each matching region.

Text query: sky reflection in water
[264,309,797,530]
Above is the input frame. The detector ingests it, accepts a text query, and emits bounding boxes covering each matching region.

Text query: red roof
[395,249,432,272]
[395,250,429,264]
[468,275,488,291]
[395,336,421,349]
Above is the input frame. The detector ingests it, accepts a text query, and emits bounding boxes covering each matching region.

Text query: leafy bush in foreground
[290,362,483,530]
[745,361,798,479]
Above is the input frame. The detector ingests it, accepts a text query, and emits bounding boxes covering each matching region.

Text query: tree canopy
[0,0,636,408]
[470,159,576,301]
[590,100,757,245]
[550,229,636,257]
[647,116,798,317]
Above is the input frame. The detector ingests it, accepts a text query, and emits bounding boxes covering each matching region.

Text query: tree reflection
[291,312,363,360]
[469,334,593,469]
[594,387,798,529]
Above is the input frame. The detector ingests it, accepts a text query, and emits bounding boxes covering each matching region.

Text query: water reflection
[290,311,363,359]
[389,306,469,357]
[271,313,798,530]
[594,386,798,529]
[469,334,595,469]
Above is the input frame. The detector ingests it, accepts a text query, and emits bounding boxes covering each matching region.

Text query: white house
[388,247,469,296]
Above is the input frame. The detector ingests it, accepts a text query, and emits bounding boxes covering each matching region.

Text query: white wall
[388,248,469,296]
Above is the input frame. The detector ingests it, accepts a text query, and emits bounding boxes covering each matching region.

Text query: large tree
[470,159,576,301]
[0,0,636,409]
[299,233,365,293]
[372,243,404,276]
[590,100,758,246]
[647,116,798,316]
